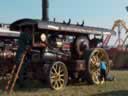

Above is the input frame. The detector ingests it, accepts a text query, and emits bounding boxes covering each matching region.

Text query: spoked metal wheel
[48,61,68,90]
[87,48,110,84]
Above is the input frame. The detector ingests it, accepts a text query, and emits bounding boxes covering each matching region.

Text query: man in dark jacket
[15,25,47,82]
[15,26,33,82]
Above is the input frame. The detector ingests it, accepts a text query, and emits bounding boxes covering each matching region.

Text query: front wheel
[47,61,68,90]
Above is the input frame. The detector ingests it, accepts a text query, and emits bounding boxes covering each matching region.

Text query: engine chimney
[42,0,49,21]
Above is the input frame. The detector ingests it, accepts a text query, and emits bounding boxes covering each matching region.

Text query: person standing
[100,59,107,84]
[15,26,33,84]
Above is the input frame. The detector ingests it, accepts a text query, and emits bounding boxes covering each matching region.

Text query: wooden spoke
[59,74,64,77]
[58,65,62,74]
[60,78,64,83]
[52,67,57,74]
[53,81,57,88]
[58,80,62,87]
[55,81,59,89]
[92,72,100,84]
[91,55,99,65]
[90,56,96,64]
[51,79,55,85]
[50,75,56,79]
[59,79,64,87]
[54,64,57,69]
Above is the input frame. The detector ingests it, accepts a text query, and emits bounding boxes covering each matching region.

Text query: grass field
[0,70,128,96]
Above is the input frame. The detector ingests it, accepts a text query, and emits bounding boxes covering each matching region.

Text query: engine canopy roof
[10,18,115,35]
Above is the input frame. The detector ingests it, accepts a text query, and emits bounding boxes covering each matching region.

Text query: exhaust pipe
[42,0,49,21]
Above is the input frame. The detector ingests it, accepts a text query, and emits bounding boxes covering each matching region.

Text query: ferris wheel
[112,19,128,48]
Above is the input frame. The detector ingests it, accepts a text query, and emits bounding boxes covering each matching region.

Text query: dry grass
[0,70,128,96]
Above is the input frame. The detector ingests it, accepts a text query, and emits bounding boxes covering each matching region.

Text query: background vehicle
[0,27,19,79]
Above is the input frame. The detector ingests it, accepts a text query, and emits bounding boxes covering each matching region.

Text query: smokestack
[126,6,128,12]
[42,0,49,21]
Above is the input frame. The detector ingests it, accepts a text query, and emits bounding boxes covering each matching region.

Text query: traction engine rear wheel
[47,61,68,90]
[87,48,110,85]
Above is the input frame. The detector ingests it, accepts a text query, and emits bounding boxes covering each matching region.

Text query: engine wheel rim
[88,48,109,84]
[49,62,68,90]
[92,70,100,84]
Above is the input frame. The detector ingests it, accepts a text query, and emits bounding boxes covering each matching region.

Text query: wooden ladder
[5,51,27,94]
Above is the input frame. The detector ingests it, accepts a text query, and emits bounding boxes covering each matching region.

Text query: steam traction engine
[0,18,114,91]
